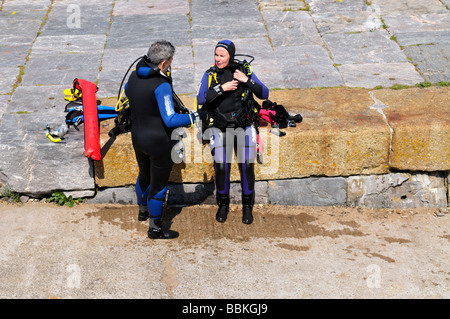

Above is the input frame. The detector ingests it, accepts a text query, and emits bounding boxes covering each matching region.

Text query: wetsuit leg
[135,176,150,221]
[236,125,257,224]
[147,150,174,222]
[148,187,167,221]
[211,128,231,222]
[146,151,179,239]
[134,148,151,192]
[134,149,151,221]
[236,125,257,196]
[134,141,174,223]
[136,176,150,206]
[211,128,231,196]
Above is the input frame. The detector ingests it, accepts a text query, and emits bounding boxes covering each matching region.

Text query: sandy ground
[0,202,448,299]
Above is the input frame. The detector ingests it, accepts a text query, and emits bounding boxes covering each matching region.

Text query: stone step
[94,86,450,188]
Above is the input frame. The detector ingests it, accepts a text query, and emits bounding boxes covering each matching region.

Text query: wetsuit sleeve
[245,72,269,100]
[155,82,194,128]
[196,72,223,105]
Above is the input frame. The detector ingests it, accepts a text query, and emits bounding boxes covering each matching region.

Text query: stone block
[264,88,390,177]
[262,11,324,46]
[370,0,448,15]
[372,87,450,171]
[0,67,19,95]
[395,31,450,47]
[348,172,447,208]
[96,47,148,98]
[87,181,268,206]
[267,117,389,178]
[106,14,191,49]
[32,34,107,54]
[171,68,197,96]
[165,182,269,206]
[21,52,102,86]
[229,181,269,205]
[306,0,369,14]
[40,4,113,36]
[0,34,36,47]
[0,45,30,68]
[191,21,267,40]
[2,3,49,14]
[113,0,189,16]
[94,129,139,188]
[0,113,95,196]
[403,43,450,83]
[0,6,47,46]
[258,0,308,12]
[383,13,450,36]
[0,96,9,119]
[268,177,347,206]
[7,85,67,113]
[63,189,96,199]
[87,186,136,205]
[190,0,260,20]
[383,13,450,46]
[312,10,383,34]
[274,45,343,88]
[323,30,407,65]
[94,88,392,187]
[0,86,93,197]
[338,63,424,88]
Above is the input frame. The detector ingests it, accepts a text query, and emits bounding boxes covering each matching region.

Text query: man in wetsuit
[196,40,269,224]
[126,40,206,239]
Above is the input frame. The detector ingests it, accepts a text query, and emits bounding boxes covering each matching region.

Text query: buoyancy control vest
[126,58,189,154]
[202,59,261,130]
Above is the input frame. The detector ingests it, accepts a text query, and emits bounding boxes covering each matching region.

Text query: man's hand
[194,109,207,121]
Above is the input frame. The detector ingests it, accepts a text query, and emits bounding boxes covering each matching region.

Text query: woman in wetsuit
[196,40,269,224]
[126,40,205,239]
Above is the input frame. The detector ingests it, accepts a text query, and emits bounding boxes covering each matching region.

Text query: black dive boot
[216,193,230,223]
[138,205,149,221]
[242,193,255,224]
[148,219,179,239]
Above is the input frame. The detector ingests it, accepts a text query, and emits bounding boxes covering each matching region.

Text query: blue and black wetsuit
[126,58,194,223]
[197,63,269,220]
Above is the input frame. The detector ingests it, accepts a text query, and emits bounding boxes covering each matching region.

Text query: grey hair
[146,40,175,65]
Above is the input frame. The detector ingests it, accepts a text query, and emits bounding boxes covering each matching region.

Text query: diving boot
[242,193,255,224]
[138,205,149,221]
[148,219,179,239]
[216,193,230,223]
[146,187,178,239]
[135,177,150,221]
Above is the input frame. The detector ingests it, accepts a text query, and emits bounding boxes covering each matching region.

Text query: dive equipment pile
[259,100,303,137]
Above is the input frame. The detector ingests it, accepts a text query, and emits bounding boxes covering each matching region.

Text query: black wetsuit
[125,59,194,220]
[197,63,269,205]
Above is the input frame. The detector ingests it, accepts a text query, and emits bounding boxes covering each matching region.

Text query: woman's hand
[221,79,239,92]
[233,70,248,83]
[219,70,249,92]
